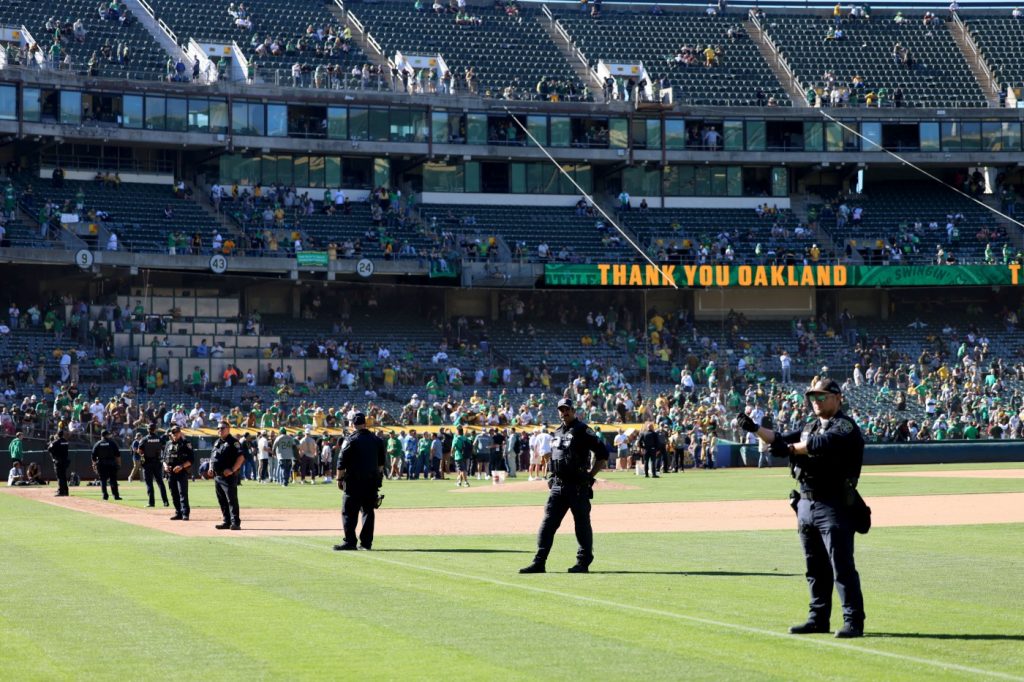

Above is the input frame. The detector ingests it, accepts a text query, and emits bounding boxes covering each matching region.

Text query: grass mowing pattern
[2,491,1022,681]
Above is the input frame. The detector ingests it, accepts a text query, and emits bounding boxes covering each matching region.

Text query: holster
[788,489,800,515]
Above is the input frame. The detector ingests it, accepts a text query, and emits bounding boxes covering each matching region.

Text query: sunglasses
[808,394,833,403]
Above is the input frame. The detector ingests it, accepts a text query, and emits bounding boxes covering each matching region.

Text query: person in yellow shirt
[650,313,665,331]
[810,244,821,262]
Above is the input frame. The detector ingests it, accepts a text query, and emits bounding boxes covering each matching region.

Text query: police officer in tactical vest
[521,398,609,574]
[211,420,244,530]
[334,413,386,551]
[164,425,194,520]
[139,423,170,508]
[91,430,122,500]
[48,427,71,497]
[738,379,867,638]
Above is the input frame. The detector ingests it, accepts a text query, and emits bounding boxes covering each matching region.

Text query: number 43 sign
[209,254,228,274]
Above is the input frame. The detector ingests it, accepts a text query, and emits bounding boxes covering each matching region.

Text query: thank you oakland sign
[544,264,1023,288]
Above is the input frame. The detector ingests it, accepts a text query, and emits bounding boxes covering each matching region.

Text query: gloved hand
[336,476,344,491]
[736,412,759,433]
[770,435,792,458]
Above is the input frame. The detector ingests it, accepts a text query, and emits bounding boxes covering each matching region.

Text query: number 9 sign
[75,249,94,270]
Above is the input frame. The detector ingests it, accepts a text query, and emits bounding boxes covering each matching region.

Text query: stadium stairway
[948,15,1002,107]
[745,15,808,106]
[538,8,605,102]
[328,2,394,77]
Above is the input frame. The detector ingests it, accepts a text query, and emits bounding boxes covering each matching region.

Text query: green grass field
[2,463,1023,681]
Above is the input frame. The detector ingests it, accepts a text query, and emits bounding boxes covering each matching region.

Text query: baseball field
[3,462,1023,681]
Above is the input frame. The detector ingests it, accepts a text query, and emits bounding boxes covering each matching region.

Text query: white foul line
[287,540,1023,682]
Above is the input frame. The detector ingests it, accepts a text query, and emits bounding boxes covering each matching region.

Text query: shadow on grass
[590,570,798,577]
[372,548,532,554]
[868,632,1024,641]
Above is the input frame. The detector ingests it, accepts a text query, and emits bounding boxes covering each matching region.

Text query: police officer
[334,413,386,551]
[48,427,71,497]
[210,420,244,530]
[520,398,609,574]
[91,429,122,501]
[139,423,170,508]
[738,379,866,638]
[163,425,194,520]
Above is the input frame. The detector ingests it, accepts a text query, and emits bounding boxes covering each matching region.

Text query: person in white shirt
[779,350,792,383]
[613,430,629,472]
[257,431,271,482]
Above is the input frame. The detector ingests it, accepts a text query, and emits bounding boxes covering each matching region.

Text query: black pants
[214,474,241,525]
[169,471,190,517]
[97,462,119,499]
[341,488,376,548]
[52,458,69,495]
[643,453,657,476]
[144,463,168,505]
[534,481,593,566]
[797,498,865,627]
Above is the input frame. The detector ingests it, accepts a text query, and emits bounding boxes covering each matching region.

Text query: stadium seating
[553,9,790,107]
[350,2,585,99]
[15,177,221,253]
[966,16,1024,96]
[761,14,987,107]
[0,0,168,80]
[814,183,1000,264]
[417,204,632,263]
[147,0,368,83]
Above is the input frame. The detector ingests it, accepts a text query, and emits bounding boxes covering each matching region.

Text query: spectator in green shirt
[8,433,23,462]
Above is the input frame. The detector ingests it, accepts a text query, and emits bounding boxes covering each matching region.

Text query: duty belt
[800,490,841,502]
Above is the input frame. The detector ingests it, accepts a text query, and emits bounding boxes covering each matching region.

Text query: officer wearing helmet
[520,398,609,574]
[737,378,866,638]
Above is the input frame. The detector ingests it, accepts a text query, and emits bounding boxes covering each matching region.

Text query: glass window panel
[423,162,463,192]
[551,117,571,147]
[267,104,287,137]
[390,109,412,142]
[231,102,248,134]
[238,156,258,185]
[1002,122,1021,151]
[861,121,882,152]
[219,155,239,184]
[348,107,368,140]
[261,155,277,185]
[558,165,576,194]
[165,97,187,132]
[510,164,526,193]
[745,120,765,151]
[0,85,16,121]
[145,95,165,130]
[209,99,227,133]
[960,121,981,151]
[804,121,823,151]
[723,120,744,151]
[694,166,710,195]
[575,164,592,194]
[325,157,341,187]
[982,121,1002,151]
[727,167,742,196]
[527,163,557,194]
[308,156,324,187]
[276,156,292,185]
[919,122,940,152]
[368,108,389,141]
[327,106,347,140]
[410,108,427,142]
[710,167,729,196]
[825,122,844,151]
[609,118,628,148]
[59,91,81,125]
[527,115,548,146]
[188,98,209,132]
[431,111,448,143]
[464,161,481,192]
[771,167,788,197]
[630,119,647,148]
[646,119,661,149]
[22,88,41,123]
[679,166,695,195]
[941,121,960,151]
[247,102,264,136]
[293,156,309,187]
[662,166,680,196]
[467,113,487,144]
[374,158,390,188]
[664,119,685,150]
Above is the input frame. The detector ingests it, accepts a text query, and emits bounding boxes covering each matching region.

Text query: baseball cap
[169,425,181,433]
[218,420,231,428]
[557,398,574,410]
[805,379,842,396]
[352,412,367,426]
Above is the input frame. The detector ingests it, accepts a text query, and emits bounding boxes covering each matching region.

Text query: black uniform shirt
[140,434,165,463]
[163,439,195,470]
[777,410,864,494]
[48,437,70,463]
[211,434,241,472]
[91,438,120,465]
[338,429,386,490]
[550,418,609,482]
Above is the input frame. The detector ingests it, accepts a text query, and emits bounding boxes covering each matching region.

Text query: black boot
[518,561,546,574]
[789,621,830,634]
